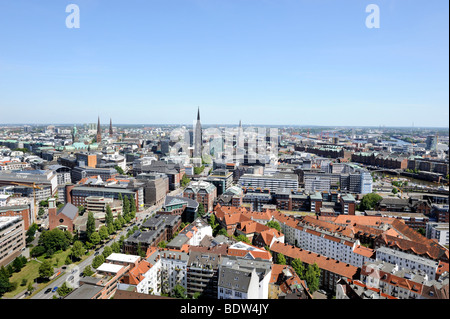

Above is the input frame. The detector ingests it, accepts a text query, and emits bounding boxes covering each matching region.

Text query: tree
[137,243,146,258]
[358,193,383,211]
[71,241,85,260]
[417,228,426,236]
[208,214,217,230]
[27,282,34,294]
[276,253,286,265]
[217,227,229,237]
[39,199,49,207]
[158,241,167,249]
[197,203,205,216]
[31,245,46,257]
[12,256,26,273]
[102,246,113,259]
[26,223,39,244]
[105,205,114,227]
[39,260,54,280]
[130,196,136,213]
[99,225,109,241]
[38,228,70,253]
[194,165,205,175]
[0,266,13,297]
[57,282,73,297]
[123,195,130,215]
[89,232,101,246]
[235,234,250,244]
[111,242,121,253]
[114,165,124,175]
[172,284,187,299]
[266,220,281,232]
[305,263,320,293]
[83,265,94,277]
[392,188,398,194]
[92,255,105,269]
[38,207,45,218]
[86,211,96,240]
[291,258,306,280]
[181,174,191,187]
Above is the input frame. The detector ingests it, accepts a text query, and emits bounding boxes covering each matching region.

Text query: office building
[206,169,233,195]
[136,172,169,207]
[183,181,217,213]
[426,222,449,247]
[238,173,298,193]
[0,216,25,267]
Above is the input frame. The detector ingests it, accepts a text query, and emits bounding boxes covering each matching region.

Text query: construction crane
[11,182,43,222]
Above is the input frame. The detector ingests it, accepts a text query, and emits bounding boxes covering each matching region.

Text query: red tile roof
[271,241,358,279]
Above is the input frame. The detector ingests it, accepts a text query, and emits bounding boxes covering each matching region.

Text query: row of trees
[0,256,28,297]
[85,194,136,248]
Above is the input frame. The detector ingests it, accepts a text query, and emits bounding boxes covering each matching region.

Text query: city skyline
[0,1,448,127]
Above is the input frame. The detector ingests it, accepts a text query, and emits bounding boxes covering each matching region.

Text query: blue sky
[0,0,448,127]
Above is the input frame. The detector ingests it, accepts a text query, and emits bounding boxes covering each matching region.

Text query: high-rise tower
[96,116,102,143]
[194,107,202,158]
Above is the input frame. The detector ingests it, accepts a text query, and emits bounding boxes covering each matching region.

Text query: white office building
[426,222,449,247]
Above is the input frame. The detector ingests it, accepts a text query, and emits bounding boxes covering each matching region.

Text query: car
[94,251,99,256]
[68,275,74,281]
[52,286,58,293]
[44,288,52,294]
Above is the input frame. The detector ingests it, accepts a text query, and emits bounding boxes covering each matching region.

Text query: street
[30,204,163,299]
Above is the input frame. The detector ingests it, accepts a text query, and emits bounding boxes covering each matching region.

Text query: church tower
[109,118,113,137]
[72,124,78,143]
[96,116,102,143]
[194,107,202,158]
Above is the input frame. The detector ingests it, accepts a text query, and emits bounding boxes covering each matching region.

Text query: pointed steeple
[96,116,102,143]
[194,107,202,158]
[109,118,113,136]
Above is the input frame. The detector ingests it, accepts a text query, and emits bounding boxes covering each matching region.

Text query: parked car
[52,286,58,293]
[44,288,52,294]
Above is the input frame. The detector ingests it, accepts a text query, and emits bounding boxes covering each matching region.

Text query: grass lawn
[4,249,91,298]
[3,259,41,298]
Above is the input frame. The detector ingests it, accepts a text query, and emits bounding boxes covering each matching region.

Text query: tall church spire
[109,118,113,136]
[96,116,102,143]
[194,107,202,158]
